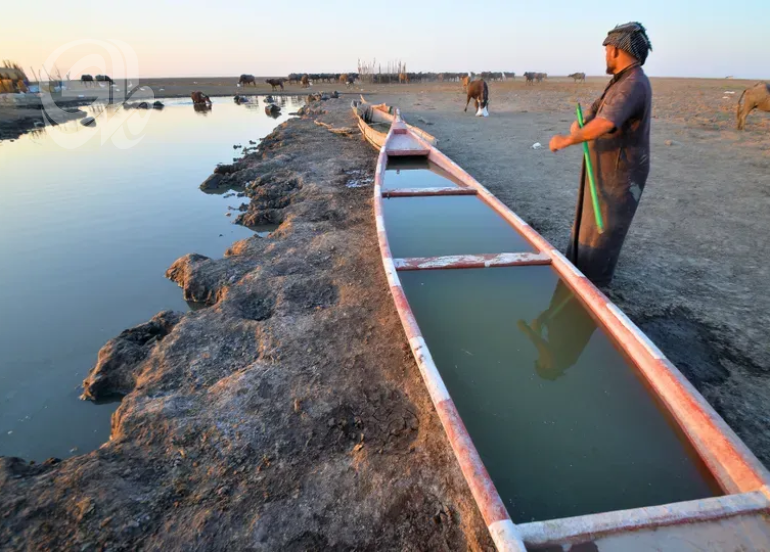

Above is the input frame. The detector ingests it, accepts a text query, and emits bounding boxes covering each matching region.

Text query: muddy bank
[0,98,492,551]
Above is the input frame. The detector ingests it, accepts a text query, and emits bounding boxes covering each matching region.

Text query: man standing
[549,22,653,286]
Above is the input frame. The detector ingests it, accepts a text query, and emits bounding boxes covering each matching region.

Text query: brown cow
[266,78,284,91]
[301,75,310,88]
[461,75,471,91]
[191,91,212,106]
[464,79,489,117]
[737,82,770,130]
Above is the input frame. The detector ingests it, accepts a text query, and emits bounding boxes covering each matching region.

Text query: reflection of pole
[576,103,604,234]
[570,158,586,262]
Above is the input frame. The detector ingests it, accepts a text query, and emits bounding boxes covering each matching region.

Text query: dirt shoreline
[0,98,493,551]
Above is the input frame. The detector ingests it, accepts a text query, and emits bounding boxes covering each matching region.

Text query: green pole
[576,104,604,234]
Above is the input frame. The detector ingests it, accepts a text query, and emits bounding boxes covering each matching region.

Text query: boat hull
[351,98,436,151]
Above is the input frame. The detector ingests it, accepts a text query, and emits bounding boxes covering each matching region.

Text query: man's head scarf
[603,22,653,65]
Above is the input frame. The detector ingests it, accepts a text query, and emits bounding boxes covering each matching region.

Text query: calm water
[384,158,461,189]
[383,194,535,258]
[400,264,719,523]
[0,96,302,461]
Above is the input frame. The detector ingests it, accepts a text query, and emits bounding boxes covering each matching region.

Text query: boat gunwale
[372,112,770,550]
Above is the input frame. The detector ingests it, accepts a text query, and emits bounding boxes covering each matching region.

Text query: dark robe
[566,64,652,286]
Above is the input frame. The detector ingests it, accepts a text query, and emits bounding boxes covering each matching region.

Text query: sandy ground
[363,77,770,465]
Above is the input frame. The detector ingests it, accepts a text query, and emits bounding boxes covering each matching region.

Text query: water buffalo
[524,72,536,84]
[239,74,256,87]
[568,72,586,83]
[301,75,310,88]
[191,91,212,106]
[81,74,94,87]
[94,74,113,83]
[464,79,489,117]
[266,78,284,91]
[737,82,770,130]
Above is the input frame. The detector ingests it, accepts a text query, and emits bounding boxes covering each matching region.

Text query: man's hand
[550,117,615,153]
[549,135,574,152]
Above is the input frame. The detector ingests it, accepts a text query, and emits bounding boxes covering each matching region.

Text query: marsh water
[0,96,302,461]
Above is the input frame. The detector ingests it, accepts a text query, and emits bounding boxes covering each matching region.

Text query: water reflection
[517,281,597,381]
[399,266,717,522]
[193,103,212,115]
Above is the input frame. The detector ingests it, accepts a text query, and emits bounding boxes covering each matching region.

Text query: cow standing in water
[191,91,212,106]
[464,79,489,117]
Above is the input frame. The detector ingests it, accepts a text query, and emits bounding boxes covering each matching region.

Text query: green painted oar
[576,104,604,234]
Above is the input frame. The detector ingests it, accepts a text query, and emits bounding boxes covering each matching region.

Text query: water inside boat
[383,195,535,258]
[384,165,720,523]
[384,157,461,190]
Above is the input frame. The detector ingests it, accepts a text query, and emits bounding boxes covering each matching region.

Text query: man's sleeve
[597,78,644,129]
[584,97,602,123]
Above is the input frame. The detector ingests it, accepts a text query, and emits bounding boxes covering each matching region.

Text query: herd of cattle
[76,71,770,130]
[285,71,527,84]
[79,71,582,91]
[279,71,588,85]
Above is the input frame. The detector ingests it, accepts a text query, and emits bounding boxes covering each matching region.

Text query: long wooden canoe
[351,97,436,151]
[373,112,770,551]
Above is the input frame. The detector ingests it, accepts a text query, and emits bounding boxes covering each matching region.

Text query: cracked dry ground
[0,99,495,551]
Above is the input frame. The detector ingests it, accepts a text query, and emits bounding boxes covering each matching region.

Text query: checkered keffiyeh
[603,22,653,65]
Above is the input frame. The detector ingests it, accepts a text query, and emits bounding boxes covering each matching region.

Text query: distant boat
[351,96,436,151]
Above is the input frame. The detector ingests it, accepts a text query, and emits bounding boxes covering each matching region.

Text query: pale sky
[3,0,769,80]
